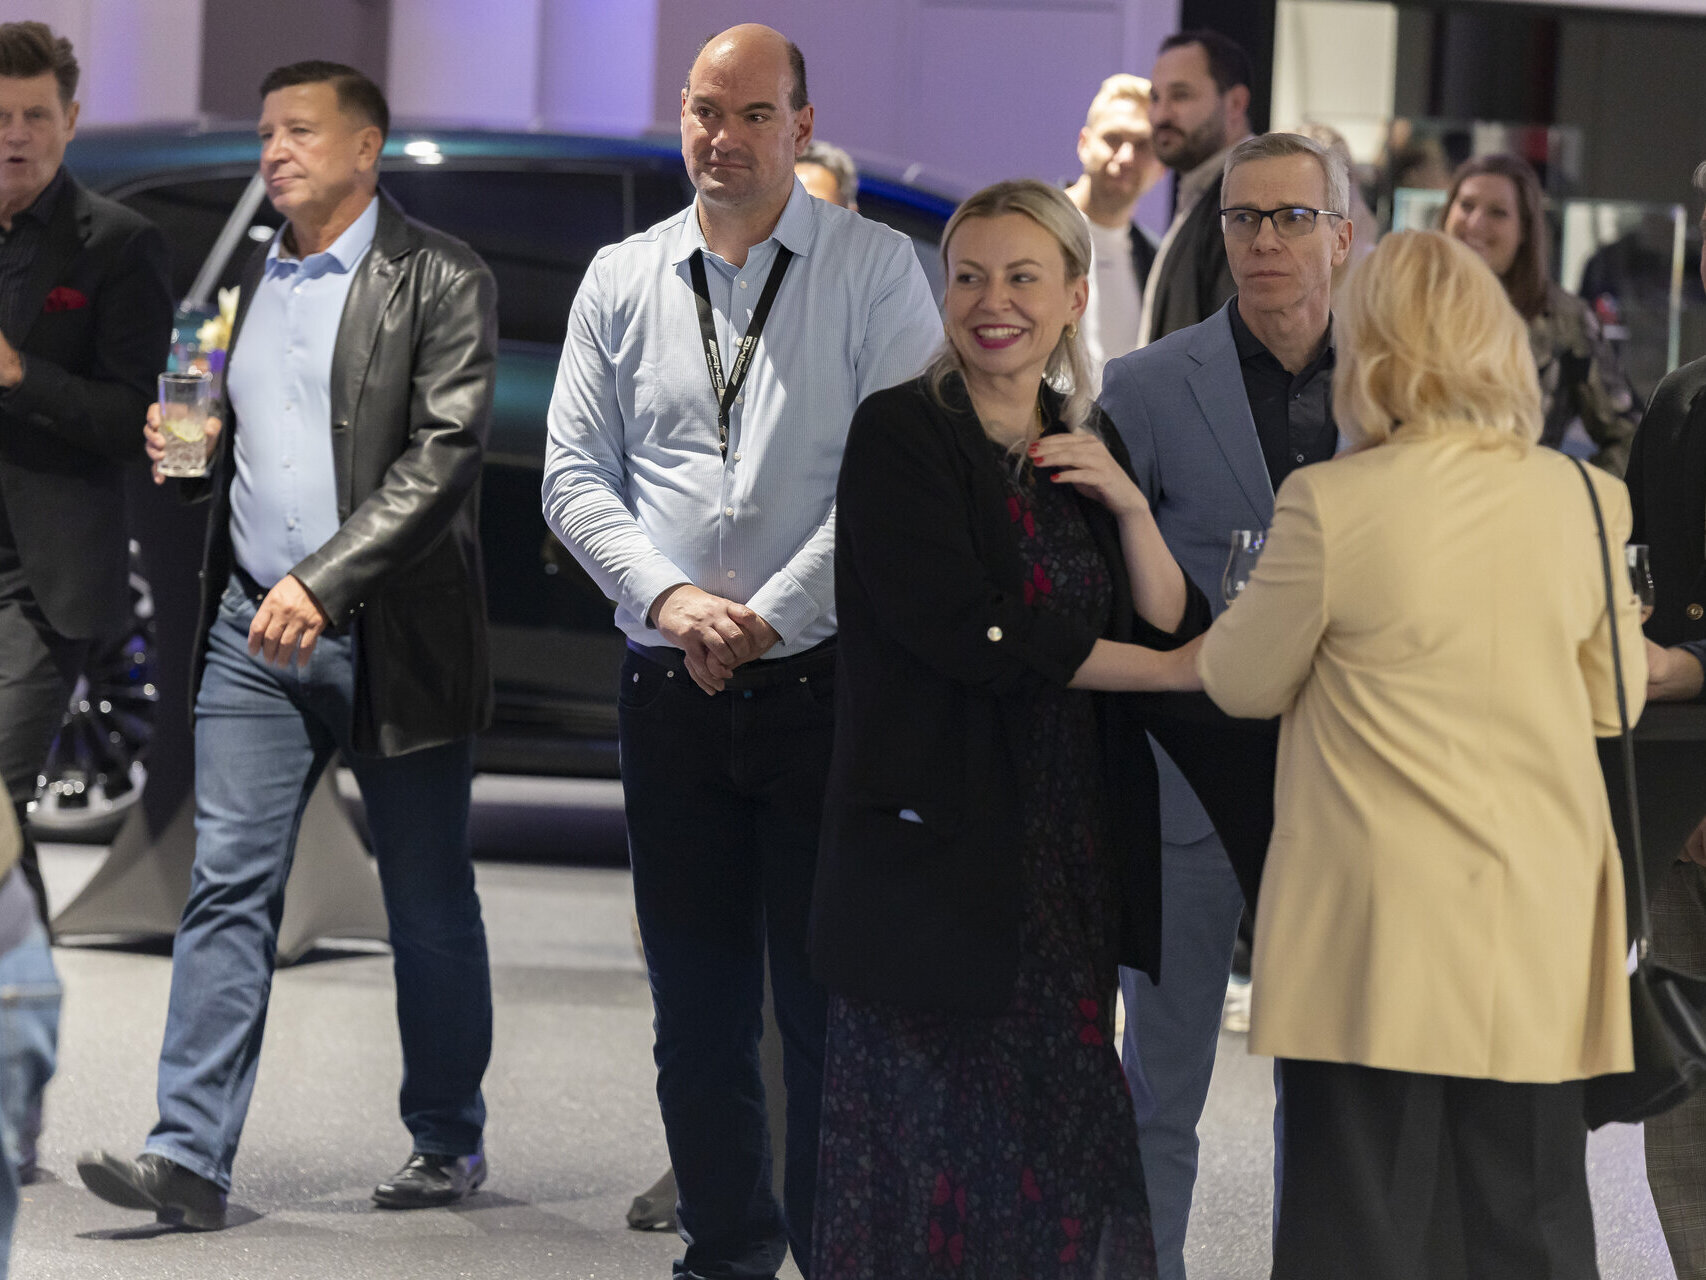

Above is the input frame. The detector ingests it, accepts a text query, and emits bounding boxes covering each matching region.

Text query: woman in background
[1443,152,1640,475]
[808,179,1205,1279]
[1199,230,1644,1279]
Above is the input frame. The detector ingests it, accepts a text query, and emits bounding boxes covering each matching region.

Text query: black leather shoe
[372,1151,487,1209]
[75,1150,227,1231]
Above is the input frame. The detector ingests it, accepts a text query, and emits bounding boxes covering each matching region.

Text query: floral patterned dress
[812,444,1158,1279]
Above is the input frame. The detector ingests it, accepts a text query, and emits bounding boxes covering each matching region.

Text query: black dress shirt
[0,166,66,346]
[1229,297,1338,492]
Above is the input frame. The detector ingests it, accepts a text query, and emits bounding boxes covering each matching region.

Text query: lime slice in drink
[162,415,204,443]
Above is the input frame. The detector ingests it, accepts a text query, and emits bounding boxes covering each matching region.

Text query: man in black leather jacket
[76,61,497,1230]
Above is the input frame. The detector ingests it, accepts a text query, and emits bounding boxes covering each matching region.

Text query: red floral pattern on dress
[812,436,1158,1278]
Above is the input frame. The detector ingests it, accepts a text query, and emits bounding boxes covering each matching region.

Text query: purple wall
[651,0,1181,231]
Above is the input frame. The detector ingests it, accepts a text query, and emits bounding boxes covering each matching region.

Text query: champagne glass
[1222,529,1266,606]
[1627,543,1655,624]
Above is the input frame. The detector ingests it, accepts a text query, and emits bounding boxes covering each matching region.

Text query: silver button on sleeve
[987,626,1003,642]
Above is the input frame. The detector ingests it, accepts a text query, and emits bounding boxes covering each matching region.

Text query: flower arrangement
[171,286,239,377]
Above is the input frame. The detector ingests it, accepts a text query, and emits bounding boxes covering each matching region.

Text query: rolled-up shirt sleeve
[543,252,688,627]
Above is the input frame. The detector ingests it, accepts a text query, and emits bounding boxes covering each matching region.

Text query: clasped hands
[652,583,780,695]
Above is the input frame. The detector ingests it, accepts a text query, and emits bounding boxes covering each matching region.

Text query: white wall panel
[1271,0,1396,160]
[538,0,660,135]
[0,0,200,124]
[388,0,542,127]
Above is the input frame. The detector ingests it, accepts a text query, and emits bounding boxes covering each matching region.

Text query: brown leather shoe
[76,1150,227,1231]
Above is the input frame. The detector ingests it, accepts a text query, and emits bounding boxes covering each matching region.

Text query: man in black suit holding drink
[0,20,173,922]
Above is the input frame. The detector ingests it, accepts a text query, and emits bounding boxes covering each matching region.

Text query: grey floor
[12,813,1683,1280]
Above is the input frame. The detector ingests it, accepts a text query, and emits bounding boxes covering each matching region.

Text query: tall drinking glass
[157,372,213,478]
[1627,543,1655,623]
[1222,529,1266,606]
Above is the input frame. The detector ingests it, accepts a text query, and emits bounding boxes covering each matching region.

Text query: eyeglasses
[1220,206,1345,241]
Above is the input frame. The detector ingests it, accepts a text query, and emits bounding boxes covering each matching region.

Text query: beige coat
[1199,429,1644,1082]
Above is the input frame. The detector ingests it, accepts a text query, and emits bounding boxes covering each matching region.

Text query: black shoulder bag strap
[1574,455,1706,1128]
[687,245,794,457]
[1572,456,1650,953]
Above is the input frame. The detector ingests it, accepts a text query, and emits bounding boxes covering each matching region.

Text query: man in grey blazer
[1098,132,1353,1278]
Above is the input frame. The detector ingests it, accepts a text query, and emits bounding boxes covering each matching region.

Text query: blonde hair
[1085,73,1151,126]
[1334,230,1540,451]
[926,179,1096,433]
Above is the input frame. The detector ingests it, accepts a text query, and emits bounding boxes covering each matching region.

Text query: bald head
[690,24,807,112]
[681,24,814,220]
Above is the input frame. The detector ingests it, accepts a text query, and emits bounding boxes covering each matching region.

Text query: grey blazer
[1098,300,1274,845]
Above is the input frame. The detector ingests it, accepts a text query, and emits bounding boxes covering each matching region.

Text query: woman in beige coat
[1196,230,1646,1280]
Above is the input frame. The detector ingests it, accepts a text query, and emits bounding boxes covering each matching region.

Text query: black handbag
[1571,456,1706,1129]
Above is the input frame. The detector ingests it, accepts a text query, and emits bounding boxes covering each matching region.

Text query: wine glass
[1222,529,1266,606]
[1627,543,1655,624]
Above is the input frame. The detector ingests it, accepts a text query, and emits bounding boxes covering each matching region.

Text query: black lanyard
[688,245,794,456]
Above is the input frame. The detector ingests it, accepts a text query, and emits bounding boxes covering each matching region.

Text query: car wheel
[28,550,158,843]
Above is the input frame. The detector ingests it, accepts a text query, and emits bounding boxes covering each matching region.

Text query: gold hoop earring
[1065,322,1079,340]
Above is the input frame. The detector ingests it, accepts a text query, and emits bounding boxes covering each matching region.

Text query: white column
[387,0,544,129]
[537,0,659,135]
[0,0,200,124]
[1271,0,1399,159]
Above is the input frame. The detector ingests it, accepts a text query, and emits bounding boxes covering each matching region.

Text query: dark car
[30,125,954,839]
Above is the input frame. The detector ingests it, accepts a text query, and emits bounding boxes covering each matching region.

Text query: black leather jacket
[193,190,498,755]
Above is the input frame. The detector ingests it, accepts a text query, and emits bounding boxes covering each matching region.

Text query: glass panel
[632,169,692,232]
[1394,190,1698,407]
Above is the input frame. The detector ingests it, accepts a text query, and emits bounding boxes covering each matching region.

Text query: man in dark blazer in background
[1138,30,1253,348]
[77,60,497,1231]
[0,21,172,924]
[1100,132,1353,1279]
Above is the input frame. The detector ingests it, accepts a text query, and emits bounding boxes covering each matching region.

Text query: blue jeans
[146,576,492,1190]
[618,646,834,1280]
[0,921,57,1280]
[1120,829,1247,1280]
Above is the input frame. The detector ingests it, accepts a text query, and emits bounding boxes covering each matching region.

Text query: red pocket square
[43,286,88,313]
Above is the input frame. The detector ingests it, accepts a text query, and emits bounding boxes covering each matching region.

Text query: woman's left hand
[1028,432,1150,520]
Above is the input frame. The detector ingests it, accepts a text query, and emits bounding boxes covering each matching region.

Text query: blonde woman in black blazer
[809,179,1205,1280]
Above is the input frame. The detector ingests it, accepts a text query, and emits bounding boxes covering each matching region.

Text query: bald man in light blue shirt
[544,25,938,1279]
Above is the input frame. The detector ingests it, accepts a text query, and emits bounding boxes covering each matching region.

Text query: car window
[118,175,281,300]
[856,188,948,302]
[633,169,691,232]
[380,167,627,346]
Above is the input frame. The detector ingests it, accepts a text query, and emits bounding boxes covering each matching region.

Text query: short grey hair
[1693,159,1706,194]
[1223,132,1350,218]
[797,140,859,207]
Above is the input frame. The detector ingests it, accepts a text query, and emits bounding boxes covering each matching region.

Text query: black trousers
[0,563,90,926]
[618,643,835,1280]
[1273,1058,1598,1280]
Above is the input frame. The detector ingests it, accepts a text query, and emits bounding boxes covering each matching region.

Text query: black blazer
[1146,174,1236,345]
[0,174,172,638]
[194,191,498,756]
[1627,354,1706,679]
[809,375,1208,1014]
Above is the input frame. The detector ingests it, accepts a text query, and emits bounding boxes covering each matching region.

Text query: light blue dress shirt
[225,196,379,587]
[543,181,942,655]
